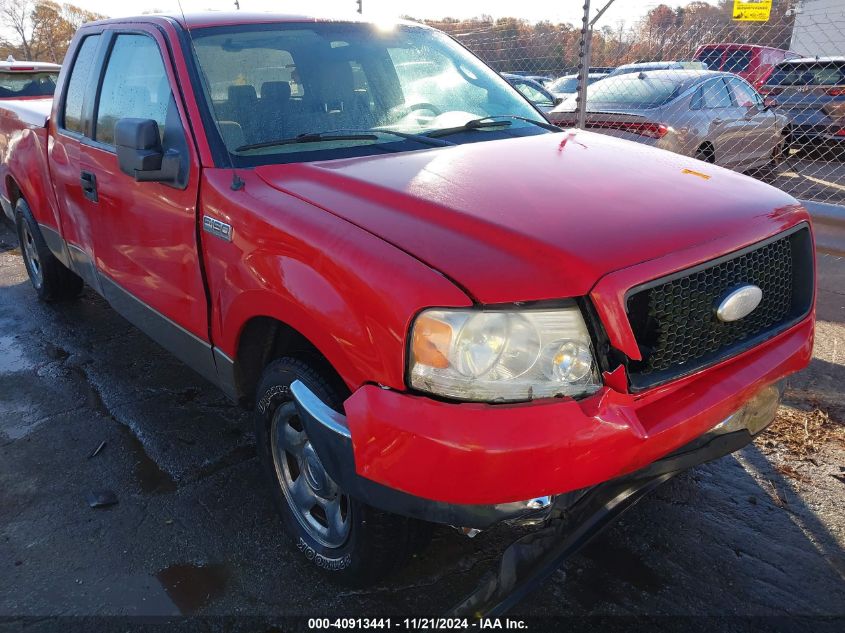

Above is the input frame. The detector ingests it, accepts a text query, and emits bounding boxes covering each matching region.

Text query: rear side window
[62,35,101,134]
[699,78,733,109]
[768,62,845,86]
[95,34,172,145]
[726,78,762,107]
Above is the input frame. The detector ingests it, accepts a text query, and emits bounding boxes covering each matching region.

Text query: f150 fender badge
[716,285,763,322]
[202,216,233,242]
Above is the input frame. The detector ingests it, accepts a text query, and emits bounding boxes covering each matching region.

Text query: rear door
[77,27,214,380]
[695,77,739,166]
[47,32,104,287]
[725,76,780,167]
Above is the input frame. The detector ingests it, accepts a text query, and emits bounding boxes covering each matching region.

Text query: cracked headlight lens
[409,306,601,402]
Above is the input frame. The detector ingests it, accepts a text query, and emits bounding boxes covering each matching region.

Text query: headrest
[261,81,292,101]
[228,84,257,103]
[310,61,355,104]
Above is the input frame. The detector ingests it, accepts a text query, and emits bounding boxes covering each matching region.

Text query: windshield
[0,71,58,98]
[549,76,578,93]
[189,22,547,165]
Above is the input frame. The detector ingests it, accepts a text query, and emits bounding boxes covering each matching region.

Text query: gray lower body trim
[99,275,221,387]
[38,223,72,268]
[66,242,102,293]
[27,223,235,400]
[213,348,239,402]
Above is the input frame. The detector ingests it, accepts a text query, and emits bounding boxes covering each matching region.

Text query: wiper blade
[235,128,452,152]
[425,115,560,138]
[235,132,378,152]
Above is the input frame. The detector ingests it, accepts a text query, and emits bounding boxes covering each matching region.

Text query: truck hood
[255,131,804,304]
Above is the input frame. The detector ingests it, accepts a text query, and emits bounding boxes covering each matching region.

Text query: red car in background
[695,43,799,89]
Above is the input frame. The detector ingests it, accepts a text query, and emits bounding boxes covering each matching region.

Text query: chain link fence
[430,1,845,207]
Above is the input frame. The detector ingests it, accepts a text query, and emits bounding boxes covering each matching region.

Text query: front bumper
[292,314,812,527]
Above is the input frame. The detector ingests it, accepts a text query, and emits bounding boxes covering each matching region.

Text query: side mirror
[115,118,180,183]
[554,96,564,106]
[763,96,779,109]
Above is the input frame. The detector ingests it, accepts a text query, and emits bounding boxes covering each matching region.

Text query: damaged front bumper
[290,374,785,531]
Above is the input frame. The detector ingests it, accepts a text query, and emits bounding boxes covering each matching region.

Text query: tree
[0,0,104,62]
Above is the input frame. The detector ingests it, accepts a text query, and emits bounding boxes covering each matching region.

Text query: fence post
[575,1,592,130]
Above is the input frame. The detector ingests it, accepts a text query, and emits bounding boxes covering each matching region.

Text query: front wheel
[254,357,430,586]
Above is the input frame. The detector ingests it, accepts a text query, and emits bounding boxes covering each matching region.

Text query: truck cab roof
[87,11,415,30]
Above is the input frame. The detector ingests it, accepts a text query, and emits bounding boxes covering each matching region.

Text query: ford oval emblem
[716,285,763,322]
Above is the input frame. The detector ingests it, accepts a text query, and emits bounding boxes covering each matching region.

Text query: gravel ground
[0,220,843,628]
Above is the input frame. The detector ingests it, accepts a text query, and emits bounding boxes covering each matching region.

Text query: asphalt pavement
[1,219,843,627]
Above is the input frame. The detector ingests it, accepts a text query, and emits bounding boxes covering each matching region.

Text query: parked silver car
[547,70,787,172]
[546,73,608,100]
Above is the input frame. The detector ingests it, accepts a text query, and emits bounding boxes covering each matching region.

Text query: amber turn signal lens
[411,315,452,368]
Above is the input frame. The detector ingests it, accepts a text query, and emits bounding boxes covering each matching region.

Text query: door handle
[712,118,724,125]
[80,170,98,202]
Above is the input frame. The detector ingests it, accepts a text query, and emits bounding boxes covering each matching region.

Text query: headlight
[408,306,602,403]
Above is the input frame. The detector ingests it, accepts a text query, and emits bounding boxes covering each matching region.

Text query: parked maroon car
[695,43,799,89]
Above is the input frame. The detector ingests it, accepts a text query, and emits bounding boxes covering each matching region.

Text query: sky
[66,0,717,29]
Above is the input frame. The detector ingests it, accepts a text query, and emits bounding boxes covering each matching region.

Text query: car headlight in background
[408,306,602,403]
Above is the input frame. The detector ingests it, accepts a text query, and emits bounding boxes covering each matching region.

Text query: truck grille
[625,226,813,390]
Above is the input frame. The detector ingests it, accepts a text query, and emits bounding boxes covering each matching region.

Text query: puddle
[121,425,178,494]
[155,563,230,614]
[0,335,33,373]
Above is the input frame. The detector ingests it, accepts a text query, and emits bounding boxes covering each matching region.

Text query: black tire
[254,356,431,586]
[754,136,787,182]
[15,198,83,302]
[695,143,715,164]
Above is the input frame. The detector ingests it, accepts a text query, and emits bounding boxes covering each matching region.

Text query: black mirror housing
[115,118,180,184]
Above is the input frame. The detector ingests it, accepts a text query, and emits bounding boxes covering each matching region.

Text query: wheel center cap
[302,443,328,495]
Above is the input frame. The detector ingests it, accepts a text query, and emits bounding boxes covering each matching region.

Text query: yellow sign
[732,0,773,22]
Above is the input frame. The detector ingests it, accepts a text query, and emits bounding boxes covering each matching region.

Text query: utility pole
[357,0,362,14]
[575,0,617,129]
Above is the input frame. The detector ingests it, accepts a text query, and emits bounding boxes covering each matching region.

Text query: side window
[727,78,760,108]
[95,34,171,146]
[690,87,703,110]
[62,35,101,134]
[701,79,733,109]
[515,82,552,107]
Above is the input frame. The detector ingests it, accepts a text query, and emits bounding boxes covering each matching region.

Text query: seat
[226,84,259,141]
[306,61,373,131]
[259,81,292,139]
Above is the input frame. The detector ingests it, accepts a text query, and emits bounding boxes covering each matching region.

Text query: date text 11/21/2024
[307,618,528,629]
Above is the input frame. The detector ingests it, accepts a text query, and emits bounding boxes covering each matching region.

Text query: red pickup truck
[0,12,815,586]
